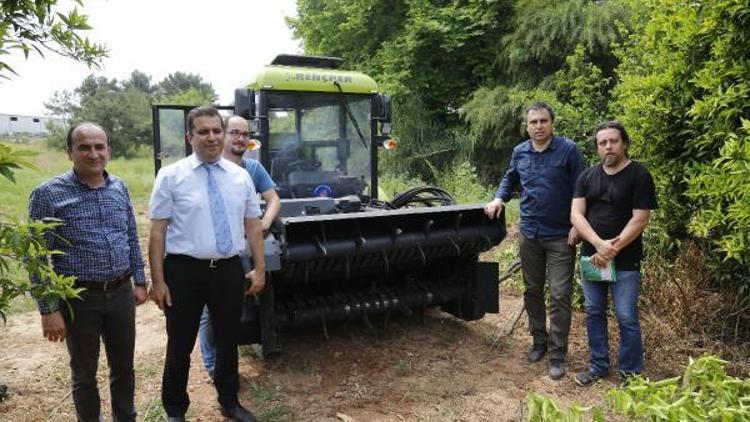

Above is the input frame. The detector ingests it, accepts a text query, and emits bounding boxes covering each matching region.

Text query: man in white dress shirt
[148,106,265,422]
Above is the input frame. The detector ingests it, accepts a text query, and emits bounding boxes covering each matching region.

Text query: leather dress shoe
[527,344,547,363]
[220,403,257,422]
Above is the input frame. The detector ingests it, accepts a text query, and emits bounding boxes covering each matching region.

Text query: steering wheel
[287,159,322,172]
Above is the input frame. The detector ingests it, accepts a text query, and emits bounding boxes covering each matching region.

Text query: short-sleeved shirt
[495,136,587,239]
[242,158,276,193]
[574,161,658,270]
[149,154,261,259]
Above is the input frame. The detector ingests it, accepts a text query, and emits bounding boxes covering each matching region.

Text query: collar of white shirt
[188,154,234,173]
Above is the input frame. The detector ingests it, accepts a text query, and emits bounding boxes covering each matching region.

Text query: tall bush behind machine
[151,55,506,356]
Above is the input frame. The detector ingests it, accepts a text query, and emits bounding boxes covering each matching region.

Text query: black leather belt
[74,272,131,291]
[168,254,239,268]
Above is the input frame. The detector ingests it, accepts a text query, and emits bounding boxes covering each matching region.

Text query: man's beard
[604,153,623,167]
[231,146,245,157]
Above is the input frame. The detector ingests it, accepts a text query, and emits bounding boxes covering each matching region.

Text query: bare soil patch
[4,237,744,421]
[1,287,628,422]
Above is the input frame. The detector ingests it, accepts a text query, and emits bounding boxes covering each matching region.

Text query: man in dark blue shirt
[485,102,586,380]
[29,122,148,421]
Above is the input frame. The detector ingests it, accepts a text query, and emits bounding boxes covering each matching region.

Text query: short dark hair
[525,101,555,123]
[592,120,631,150]
[186,106,225,134]
[66,122,109,150]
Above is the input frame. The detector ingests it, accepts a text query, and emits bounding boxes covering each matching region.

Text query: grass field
[0,139,155,219]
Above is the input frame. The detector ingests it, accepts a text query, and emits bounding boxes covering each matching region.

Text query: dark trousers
[161,255,245,417]
[61,282,136,422]
[519,235,575,360]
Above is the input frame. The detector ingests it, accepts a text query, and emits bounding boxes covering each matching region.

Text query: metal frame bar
[151,104,234,174]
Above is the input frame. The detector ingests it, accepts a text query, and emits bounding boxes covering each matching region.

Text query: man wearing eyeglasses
[197,115,281,380]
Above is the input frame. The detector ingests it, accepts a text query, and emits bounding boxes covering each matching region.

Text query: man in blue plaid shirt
[28,122,148,422]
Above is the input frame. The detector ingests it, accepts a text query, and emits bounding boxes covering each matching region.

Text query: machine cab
[259,89,371,198]
[152,54,392,201]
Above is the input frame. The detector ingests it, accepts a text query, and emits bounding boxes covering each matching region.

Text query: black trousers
[61,282,136,422]
[161,255,245,417]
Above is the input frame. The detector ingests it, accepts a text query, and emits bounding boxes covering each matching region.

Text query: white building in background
[0,113,64,137]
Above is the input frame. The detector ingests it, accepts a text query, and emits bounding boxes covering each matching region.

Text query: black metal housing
[240,204,506,356]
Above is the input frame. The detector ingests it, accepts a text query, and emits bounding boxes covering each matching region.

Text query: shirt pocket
[542,154,568,178]
[516,157,532,170]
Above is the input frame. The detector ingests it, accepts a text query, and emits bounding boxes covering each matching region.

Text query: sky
[0,0,302,116]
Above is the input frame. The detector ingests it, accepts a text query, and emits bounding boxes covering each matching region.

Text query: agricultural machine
[152,55,506,356]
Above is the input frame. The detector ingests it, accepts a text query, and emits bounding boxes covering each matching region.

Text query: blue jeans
[582,270,643,376]
[198,305,216,379]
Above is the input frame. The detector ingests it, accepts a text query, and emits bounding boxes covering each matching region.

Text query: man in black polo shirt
[570,121,657,386]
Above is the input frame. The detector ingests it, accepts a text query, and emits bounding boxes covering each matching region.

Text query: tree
[0,0,106,79]
[122,69,155,94]
[290,0,514,121]
[75,85,152,157]
[44,70,221,157]
[43,89,77,123]
[499,0,630,86]
[288,0,409,74]
[76,74,118,99]
[45,72,153,156]
[159,87,215,106]
[155,71,217,104]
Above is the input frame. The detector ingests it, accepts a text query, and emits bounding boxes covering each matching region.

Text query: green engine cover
[246,65,379,94]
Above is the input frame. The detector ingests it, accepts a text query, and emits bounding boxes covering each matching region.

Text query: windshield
[267,92,372,198]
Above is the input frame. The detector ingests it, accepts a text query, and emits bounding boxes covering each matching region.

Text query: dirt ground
[1,283,643,422]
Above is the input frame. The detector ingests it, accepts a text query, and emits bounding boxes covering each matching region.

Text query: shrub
[614,0,750,294]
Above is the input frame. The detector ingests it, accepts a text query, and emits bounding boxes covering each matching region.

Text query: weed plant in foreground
[527,355,750,421]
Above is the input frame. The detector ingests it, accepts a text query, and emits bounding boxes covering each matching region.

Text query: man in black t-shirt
[570,121,657,387]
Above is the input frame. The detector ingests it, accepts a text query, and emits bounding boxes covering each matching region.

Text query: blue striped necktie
[202,163,233,255]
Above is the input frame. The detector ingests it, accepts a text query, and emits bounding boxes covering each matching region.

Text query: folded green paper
[580,256,616,282]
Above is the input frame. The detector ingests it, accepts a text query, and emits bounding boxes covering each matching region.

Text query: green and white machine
[152,55,506,356]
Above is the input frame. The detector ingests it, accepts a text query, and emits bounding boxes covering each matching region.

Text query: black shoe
[527,344,547,363]
[220,403,257,422]
[166,416,186,422]
[548,359,566,380]
[574,371,603,387]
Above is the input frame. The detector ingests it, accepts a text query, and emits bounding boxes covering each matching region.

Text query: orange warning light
[247,139,262,151]
[382,139,397,150]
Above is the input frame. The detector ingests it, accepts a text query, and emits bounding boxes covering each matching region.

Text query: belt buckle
[102,279,110,291]
[209,259,217,268]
